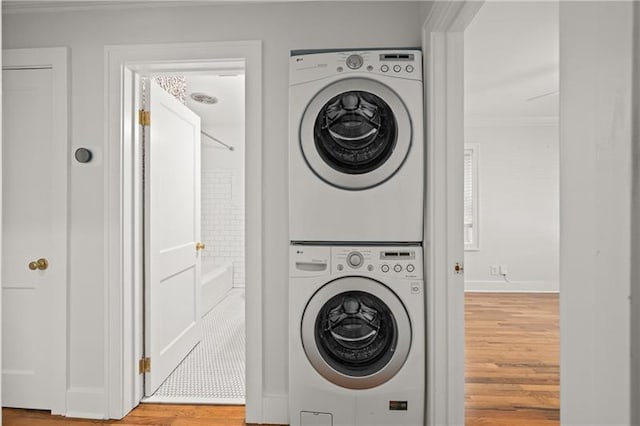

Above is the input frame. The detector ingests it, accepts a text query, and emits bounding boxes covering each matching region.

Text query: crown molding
[2,1,223,14]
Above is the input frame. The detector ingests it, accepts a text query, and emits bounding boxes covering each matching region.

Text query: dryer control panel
[332,246,423,280]
[290,49,423,85]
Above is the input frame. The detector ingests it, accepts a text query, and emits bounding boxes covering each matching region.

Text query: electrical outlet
[490,265,499,276]
[499,264,508,275]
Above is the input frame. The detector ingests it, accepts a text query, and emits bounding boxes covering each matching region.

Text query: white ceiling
[183,73,245,133]
[464,1,559,125]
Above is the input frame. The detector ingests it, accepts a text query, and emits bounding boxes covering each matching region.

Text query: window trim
[464,143,480,251]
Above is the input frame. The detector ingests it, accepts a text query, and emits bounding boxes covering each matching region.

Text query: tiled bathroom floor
[144,288,246,404]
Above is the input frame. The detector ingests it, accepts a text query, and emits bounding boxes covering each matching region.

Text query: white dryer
[289,245,424,426]
[289,50,424,243]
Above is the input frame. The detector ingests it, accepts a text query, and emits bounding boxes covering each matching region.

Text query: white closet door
[2,67,60,410]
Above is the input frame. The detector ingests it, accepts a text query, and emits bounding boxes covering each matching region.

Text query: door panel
[300,78,412,190]
[301,277,411,390]
[2,68,56,409]
[145,79,202,395]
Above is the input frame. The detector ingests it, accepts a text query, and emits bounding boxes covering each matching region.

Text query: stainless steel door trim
[299,78,412,190]
[300,276,412,389]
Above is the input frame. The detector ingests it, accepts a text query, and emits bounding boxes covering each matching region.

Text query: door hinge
[454,262,464,275]
[139,357,151,374]
[138,109,151,126]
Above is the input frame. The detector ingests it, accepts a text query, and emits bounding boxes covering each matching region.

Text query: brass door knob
[28,258,49,271]
[196,242,206,251]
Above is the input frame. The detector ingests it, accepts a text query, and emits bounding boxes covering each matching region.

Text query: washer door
[300,78,412,190]
[301,276,411,389]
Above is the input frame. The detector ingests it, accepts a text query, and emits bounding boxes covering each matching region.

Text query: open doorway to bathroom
[462,2,560,424]
[139,64,247,405]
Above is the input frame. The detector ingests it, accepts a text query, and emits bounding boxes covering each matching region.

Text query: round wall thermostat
[75,148,93,163]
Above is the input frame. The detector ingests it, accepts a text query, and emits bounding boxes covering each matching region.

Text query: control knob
[346,54,364,70]
[347,251,364,268]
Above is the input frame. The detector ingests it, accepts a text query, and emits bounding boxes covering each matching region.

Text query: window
[464,143,479,250]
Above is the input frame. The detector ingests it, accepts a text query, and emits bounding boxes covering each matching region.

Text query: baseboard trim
[464,280,559,293]
[465,289,560,293]
[66,387,107,419]
[262,393,288,425]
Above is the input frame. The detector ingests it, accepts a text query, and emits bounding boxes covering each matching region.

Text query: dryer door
[300,78,412,190]
[301,276,411,389]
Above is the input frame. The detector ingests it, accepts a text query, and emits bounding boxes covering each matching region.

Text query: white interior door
[2,67,63,410]
[144,79,202,395]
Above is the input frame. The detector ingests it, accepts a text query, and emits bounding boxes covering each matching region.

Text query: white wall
[464,125,559,292]
[199,74,246,287]
[0,6,3,424]
[2,2,422,421]
[560,2,633,424]
[632,3,640,424]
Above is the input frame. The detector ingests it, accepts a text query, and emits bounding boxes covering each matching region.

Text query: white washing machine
[289,245,424,426]
[289,50,424,243]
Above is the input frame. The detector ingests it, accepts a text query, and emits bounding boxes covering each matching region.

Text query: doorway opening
[130,62,246,405]
[462,2,560,423]
[105,41,262,421]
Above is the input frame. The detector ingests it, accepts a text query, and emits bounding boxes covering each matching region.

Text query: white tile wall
[202,170,245,287]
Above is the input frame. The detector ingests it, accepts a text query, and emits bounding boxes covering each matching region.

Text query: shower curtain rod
[201,129,235,151]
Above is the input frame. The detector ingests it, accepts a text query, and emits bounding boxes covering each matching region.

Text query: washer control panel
[332,246,422,279]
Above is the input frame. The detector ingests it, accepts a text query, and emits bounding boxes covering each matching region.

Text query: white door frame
[104,41,262,421]
[1,47,69,416]
[421,3,483,425]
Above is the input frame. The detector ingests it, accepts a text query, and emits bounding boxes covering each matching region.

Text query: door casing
[421,3,483,425]
[104,41,262,421]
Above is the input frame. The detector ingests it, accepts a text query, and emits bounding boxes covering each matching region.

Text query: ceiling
[464,1,559,125]
[183,73,245,133]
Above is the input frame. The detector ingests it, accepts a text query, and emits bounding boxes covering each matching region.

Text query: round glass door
[300,78,412,190]
[301,276,411,389]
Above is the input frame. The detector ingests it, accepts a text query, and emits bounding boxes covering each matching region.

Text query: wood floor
[3,293,559,426]
[465,293,559,426]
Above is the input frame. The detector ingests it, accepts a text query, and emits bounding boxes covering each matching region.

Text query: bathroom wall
[197,74,246,287]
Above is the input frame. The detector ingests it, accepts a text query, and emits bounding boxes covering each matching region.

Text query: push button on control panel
[406,65,414,73]
[381,264,390,273]
[407,264,415,273]
[393,65,402,73]
[393,264,402,273]
[381,64,389,73]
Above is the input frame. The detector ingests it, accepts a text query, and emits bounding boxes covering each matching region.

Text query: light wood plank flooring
[4,293,559,425]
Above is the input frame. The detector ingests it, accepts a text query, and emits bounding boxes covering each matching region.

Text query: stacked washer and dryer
[288,50,425,426]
